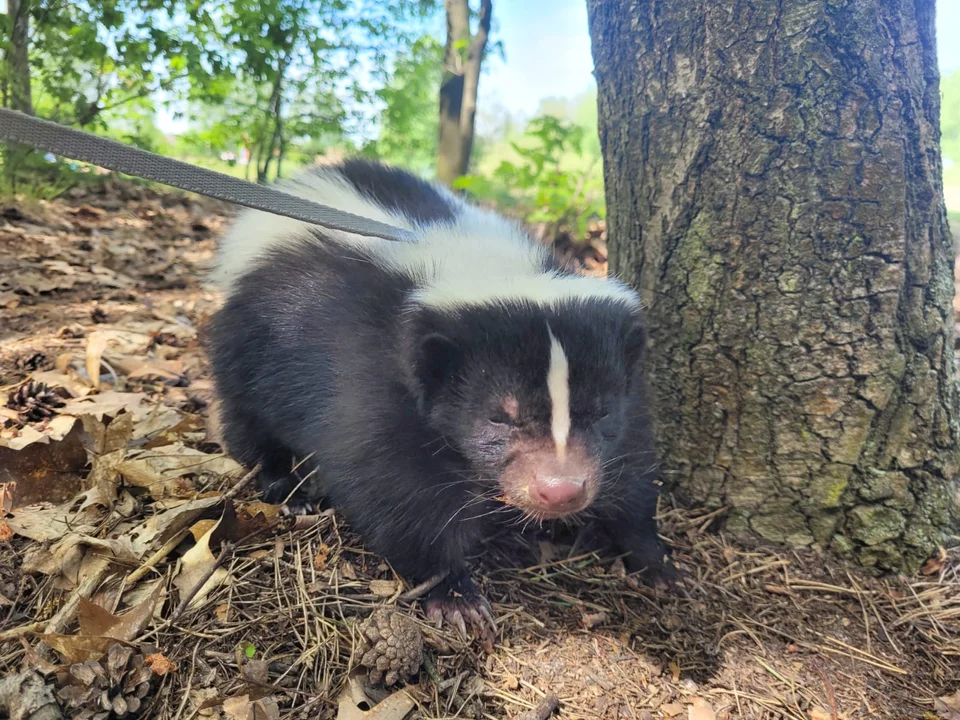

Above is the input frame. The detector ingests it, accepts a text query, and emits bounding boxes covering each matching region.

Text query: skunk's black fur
[207,159,671,626]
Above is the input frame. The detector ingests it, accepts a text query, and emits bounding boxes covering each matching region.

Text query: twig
[171,642,200,720]
[399,572,449,602]
[817,666,839,720]
[124,528,190,586]
[222,462,262,501]
[0,621,44,643]
[513,693,559,720]
[171,540,235,621]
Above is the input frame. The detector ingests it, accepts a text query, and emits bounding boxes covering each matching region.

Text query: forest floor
[0,182,959,720]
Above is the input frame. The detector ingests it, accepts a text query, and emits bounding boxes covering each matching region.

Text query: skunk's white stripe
[411,271,641,311]
[214,168,415,288]
[546,325,571,462]
[215,164,642,314]
[400,208,641,311]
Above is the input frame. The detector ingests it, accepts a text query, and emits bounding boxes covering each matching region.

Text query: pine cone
[357,608,423,686]
[56,645,153,719]
[13,351,50,373]
[7,381,66,423]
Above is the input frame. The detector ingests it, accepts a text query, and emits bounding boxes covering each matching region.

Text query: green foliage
[362,35,444,175]
[182,0,440,181]
[20,1,207,128]
[2,0,444,190]
[456,115,604,238]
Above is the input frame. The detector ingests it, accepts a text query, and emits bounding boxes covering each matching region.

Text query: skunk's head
[405,298,647,520]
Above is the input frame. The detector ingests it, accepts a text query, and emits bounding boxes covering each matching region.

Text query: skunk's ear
[413,332,462,410]
[623,313,648,372]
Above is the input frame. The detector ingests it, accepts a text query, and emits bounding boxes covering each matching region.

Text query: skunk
[207,159,673,639]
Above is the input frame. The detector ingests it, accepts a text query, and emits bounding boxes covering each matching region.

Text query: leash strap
[0,108,415,242]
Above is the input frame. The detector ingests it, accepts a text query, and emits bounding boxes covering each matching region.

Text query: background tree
[12,1,204,128]
[362,35,444,175]
[4,0,33,115]
[186,0,437,183]
[436,0,492,186]
[2,0,35,187]
[588,0,958,572]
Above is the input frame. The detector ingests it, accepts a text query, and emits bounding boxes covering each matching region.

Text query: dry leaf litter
[0,181,957,720]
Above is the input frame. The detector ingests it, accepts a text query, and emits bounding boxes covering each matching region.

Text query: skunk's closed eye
[489,412,520,427]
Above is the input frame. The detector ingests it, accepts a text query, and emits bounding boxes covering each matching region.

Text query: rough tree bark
[6,0,33,115]
[3,0,34,188]
[436,0,491,186]
[587,0,959,572]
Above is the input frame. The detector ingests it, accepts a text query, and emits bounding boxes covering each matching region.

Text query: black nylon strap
[0,109,415,242]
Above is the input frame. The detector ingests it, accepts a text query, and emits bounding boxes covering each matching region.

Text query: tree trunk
[7,0,33,115]
[436,0,491,186]
[257,61,287,184]
[587,0,959,572]
[4,0,34,189]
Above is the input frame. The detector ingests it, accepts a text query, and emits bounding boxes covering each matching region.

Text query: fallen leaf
[0,520,12,541]
[173,515,232,609]
[124,358,187,386]
[30,370,92,398]
[60,392,152,421]
[314,542,331,570]
[808,707,833,720]
[145,653,177,676]
[660,703,685,718]
[336,670,415,720]
[123,496,222,556]
[85,331,110,390]
[0,421,87,508]
[219,500,276,542]
[0,414,78,451]
[117,457,194,499]
[125,443,241,479]
[936,691,960,720]
[0,290,20,309]
[921,547,949,576]
[581,610,608,629]
[7,496,104,543]
[24,533,137,586]
[190,519,220,541]
[40,633,134,665]
[688,698,716,720]
[81,411,134,455]
[77,582,163,641]
[223,694,280,720]
[242,660,269,685]
[669,660,681,683]
[370,579,397,597]
[122,576,165,610]
[138,410,202,448]
[190,688,222,718]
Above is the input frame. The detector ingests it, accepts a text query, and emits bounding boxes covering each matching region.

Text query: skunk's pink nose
[529,477,586,510]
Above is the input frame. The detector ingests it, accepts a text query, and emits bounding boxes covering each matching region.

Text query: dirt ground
[0,182,958,720]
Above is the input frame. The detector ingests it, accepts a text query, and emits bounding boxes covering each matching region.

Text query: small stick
[0,621,44,643]
[124,528,190,586]
[399,572,449,602]
[817,667,839,720]
[222,462,262,501]
[514,694,559,720]
[137,522,275,642]
[170,540,235,620]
